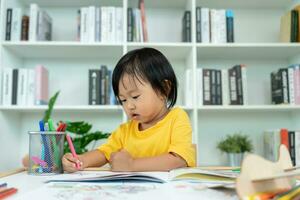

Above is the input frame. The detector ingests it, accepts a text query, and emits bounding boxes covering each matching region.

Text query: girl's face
[118,74,168,129]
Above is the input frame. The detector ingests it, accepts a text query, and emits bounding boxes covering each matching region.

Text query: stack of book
[185,64,247,106]
[0,65,49,106]
[196,7,234,43]
[78,6,123,43]
[127,0,148,42]
[280,5,300,43]
[271,64,300,105]
[88,66,117,105]
[5,4,53,41]
[264,128,300,166]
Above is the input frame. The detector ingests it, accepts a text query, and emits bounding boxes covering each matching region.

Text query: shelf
[196,43,300,60]
[0,105,123,113]
[2,42,124,59]
[127,42,193,60]
[197,105,300,112]
[19,0,123,7]
[196,0,290,9]
[0,105,193,113]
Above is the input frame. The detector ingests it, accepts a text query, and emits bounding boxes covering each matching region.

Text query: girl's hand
[62,153,84,173]
[110,149,134,172]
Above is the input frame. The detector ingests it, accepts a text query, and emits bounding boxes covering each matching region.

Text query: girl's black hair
[112,47,178,108]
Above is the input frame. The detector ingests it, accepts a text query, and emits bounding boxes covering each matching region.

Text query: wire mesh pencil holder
[28,131,66,175]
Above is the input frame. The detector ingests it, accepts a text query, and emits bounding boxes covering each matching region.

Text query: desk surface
[1,171,239,200]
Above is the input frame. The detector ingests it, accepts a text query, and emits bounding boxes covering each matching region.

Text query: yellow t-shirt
[98,107,196,167]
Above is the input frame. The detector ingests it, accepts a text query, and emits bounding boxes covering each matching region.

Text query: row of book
[196,7,234,43]
[185,65,247,106]
[264,128,300,166]
[88,66,117,105]
[5,4,52,41]
[271,64,300,105]
[0,66,49,106]
[280,5,300,43]
[127,0,148,42]
[78,6,123,43]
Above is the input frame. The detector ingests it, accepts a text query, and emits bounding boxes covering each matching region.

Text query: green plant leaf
[217,133,253,153]
[43,91,60,122]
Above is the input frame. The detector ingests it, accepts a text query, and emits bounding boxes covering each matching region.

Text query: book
[169,168,238,183]
[47,169,238,185]
[47,171,168,184]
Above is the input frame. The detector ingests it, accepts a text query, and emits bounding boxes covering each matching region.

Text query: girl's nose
[127,101,135,110]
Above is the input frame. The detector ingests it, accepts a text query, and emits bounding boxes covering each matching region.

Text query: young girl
[62,47,196,172]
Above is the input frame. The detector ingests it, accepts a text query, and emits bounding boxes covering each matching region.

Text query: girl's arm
[110,150,186,172]
[62,149,107,172]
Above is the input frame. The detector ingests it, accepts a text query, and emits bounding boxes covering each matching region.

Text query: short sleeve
[98,126,123,161]
[168,109,196,167]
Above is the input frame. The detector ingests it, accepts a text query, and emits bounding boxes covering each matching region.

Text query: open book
[47,171,169,184]
[169,167,239,184]
[47,168,239,185]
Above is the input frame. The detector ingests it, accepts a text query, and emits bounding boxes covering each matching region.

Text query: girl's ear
[163,79,172,97]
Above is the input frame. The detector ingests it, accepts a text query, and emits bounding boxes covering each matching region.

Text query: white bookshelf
[0,0,299,170]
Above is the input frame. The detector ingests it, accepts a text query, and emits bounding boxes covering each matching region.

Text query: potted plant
[217,133,253,166]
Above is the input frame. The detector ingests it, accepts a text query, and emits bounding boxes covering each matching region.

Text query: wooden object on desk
[0,168,26,178]
[236,145,299,198]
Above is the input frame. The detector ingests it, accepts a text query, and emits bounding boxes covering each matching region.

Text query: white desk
[1,171,239,200]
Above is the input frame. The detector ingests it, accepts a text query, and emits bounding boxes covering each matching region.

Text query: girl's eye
[133,95,140,99]
[120,99,126,103]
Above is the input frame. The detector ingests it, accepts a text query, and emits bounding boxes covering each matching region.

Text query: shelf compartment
[19,0,123,7]
[196,0,289,9]
[197,105,300,112]
[2,42,124,59]
[196,43,300,59]
[0,105,123,113]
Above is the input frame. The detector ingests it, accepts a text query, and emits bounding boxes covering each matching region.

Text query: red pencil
[0,187,18,199]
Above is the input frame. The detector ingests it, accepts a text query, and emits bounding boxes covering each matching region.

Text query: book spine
[12,69,18,105]
[218,9,227,43]
[17,69,28,106]
[27,69,35,106]
[80,7,89,43]
[95,7,100,42]
[88,6,96,43]
[291,10,299,42]
[201,8,210,43]
[186,11,191,42]
[127,8,133,42]
[139,0,148,42]
[196,7,201,42]
[228,67,238,105]
[210,9,218,43]
[203,69,211,105]
[11,8,22,41]
[294,65,300,104]
[2,68,13,106]
[289,131,296,166]
[226,10,234,43]
[77,9,81,41]
[197,68,203,106]
[210,69,216,105]
[216,70,222,105]
[288,67,295,105]
[29,4,39,41]
[21,15,29,41]
[241,65,248,105]
[281,68,289,104]
[35,65,49,105]
[100,65,108,104]
[280,128,289,151]
[5,9,12,41]
[221,69,229,105]
[89,69,99,105]
[295,131,300,166]
[115,7,123,43]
